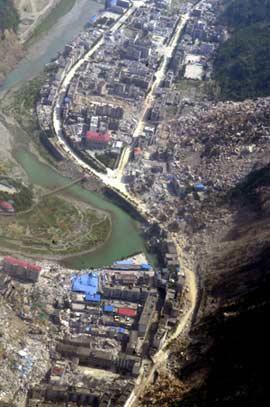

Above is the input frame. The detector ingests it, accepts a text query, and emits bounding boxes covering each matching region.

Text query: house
[85,131,111,149]
[2,256,41,283]
[0,200,15,213]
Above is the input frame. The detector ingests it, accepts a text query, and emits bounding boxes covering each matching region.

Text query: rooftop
[72,272,99,296]
[3,256,42,272]
[86,131,111,143]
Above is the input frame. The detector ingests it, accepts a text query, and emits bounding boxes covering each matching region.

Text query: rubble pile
[126,97,270,234]
[0,299,50,406]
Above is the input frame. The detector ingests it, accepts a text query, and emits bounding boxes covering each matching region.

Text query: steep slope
[214,0,270,100]
[139,164,270,407]
[0,0,23,83]
[171,166,270,406]
[0,0,19,33]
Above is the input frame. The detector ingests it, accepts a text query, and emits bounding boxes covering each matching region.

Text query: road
[124,238,197,407]
[18,0,58,42]
[52,1,189,185]
[115,13,189,180]
[131,13,189,140]
[52,1,144,191]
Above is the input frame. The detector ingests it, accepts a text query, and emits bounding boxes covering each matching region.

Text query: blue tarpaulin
[114,258,134,265]
[104,304,114,312]
[85,293,101,303]
[141,263,152,271]
[194,183,207,191]
[72,272,99,296]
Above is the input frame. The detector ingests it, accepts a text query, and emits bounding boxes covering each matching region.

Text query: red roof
[3,256,42,272]
[0,200,14,210]
[117,307,137,318]
[134,147,142,155]
[86,131,111,143]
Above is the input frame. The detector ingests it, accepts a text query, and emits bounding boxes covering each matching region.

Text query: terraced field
[0,195,111,257]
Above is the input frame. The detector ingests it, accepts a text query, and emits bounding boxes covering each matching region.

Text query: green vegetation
[96,151,119,170]
[26,0,76,46]
[220,0,270,28]
[1,75,58,165]
[11,75,44,113]
[0,195,111,256]
[0,177,33,211]
[214,0,270,100]
[0,0,19,33]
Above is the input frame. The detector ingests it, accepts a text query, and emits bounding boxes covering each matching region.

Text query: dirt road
[16,0,61,42]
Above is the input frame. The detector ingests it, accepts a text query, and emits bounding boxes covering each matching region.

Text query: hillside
[220,0,270,28]
[0,0,19,33]
[214,0,270,101]
[171,166,270,406]
[139,165,270,407]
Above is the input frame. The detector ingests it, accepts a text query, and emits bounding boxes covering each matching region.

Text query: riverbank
[25,0,77,46]
[0,72,145,269]
[0,0,100,91]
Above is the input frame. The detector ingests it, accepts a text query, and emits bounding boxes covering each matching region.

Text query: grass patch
[95,151,119,170]
[26,0,77,46]
[1,75,57,166]
[0,195,111,256]
[174,79,214,99]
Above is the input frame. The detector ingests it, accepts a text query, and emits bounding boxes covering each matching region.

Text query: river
[0,0,101,91]
[1,0,146,269]
[15,149,145,269]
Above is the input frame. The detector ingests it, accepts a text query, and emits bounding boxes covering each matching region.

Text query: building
[85,131,111,149]
[117,0,130,8]
[72,272,99,296]
[2,256,41,283]
[138,292,158,336]
[0,200,15,213]
[105,0,117,9]
[117,307,137,318]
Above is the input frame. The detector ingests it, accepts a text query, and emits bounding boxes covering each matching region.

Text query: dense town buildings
[0,250,184,406]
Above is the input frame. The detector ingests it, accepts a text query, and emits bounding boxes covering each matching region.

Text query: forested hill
[0,0,19,33]
[220,0,270,28]
[214,0,270,101]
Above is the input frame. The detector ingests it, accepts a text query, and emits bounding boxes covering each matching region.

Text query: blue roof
[104,305,114,312]
[85,293,101,303]
[114,258,134,265]
[194,183,207,191]
[72,272,99,296]
[141,263,152,270]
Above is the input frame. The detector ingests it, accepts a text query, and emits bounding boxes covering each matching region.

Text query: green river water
[14,149,145,269]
